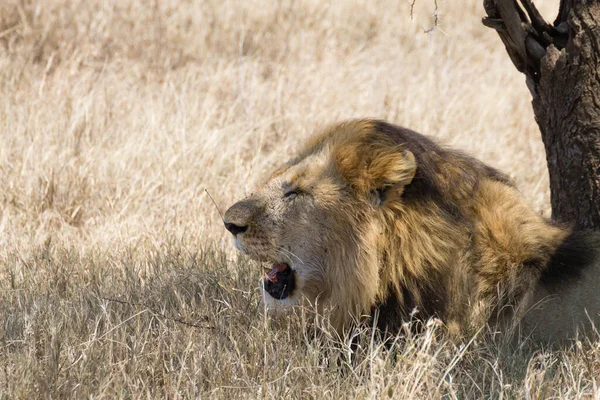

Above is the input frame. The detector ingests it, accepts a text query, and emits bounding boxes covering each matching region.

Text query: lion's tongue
[266,263,289,283]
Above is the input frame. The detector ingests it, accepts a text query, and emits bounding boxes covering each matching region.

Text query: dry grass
[1,0,599,398]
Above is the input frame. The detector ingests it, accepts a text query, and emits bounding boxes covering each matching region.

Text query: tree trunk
[483,0,600,230]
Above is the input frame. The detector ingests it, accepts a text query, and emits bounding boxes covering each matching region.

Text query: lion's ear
[335,141,417,196]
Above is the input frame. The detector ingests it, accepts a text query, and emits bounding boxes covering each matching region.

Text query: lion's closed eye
[284,188,314,202]
[283,189,299,199]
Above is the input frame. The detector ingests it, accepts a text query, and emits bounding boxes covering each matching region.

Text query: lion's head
[223,121,419,327]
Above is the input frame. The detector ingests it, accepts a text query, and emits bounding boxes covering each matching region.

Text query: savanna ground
[1,0,599,398]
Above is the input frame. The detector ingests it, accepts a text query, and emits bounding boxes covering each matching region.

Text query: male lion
[223,120,600,342]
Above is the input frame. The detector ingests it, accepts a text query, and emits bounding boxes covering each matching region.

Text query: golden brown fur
[224,119,600,341]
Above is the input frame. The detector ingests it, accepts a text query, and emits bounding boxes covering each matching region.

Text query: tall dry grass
[1,0,599,398]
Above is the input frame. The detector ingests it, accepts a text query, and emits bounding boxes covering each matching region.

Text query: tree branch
[521,0,558,38]
[555,0,576,26]
[482,0,570,86]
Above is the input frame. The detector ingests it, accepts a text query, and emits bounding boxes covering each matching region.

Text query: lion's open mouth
[263,263,296,300]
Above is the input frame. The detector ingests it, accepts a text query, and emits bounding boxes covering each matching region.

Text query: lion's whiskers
[205,189,225,222]
[278,247,304,265]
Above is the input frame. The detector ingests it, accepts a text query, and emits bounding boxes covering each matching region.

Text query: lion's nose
[223,199,255,236]
[224,221,247,236]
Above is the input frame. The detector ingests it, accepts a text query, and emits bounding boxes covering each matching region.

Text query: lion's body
[224,120,600,341]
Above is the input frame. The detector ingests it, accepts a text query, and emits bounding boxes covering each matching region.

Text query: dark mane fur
[541,230,600,288]
[373,120,512,222]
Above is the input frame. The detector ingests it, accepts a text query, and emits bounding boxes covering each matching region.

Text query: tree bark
[483,0,600,230]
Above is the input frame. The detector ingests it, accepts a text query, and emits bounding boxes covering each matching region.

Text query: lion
[223,119,600,342]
